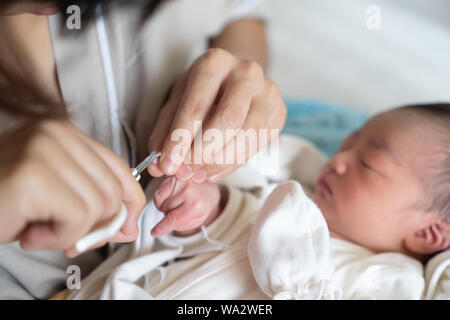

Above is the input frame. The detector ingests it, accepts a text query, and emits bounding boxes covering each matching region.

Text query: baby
[149,103,449,299]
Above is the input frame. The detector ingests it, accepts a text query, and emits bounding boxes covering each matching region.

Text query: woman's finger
[42,121,124,225]
[64,223,140,258]
[180,61,264,182]
[158,49,236,176]
[25,130,108,239]
[18,164,89,251]
[147,69,191,177]
[77,130,146,237]
[187,79,286,183]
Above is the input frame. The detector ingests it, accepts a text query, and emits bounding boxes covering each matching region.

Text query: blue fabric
[281,99,370,158]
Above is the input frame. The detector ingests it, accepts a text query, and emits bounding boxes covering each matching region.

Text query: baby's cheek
[334,181,371,220]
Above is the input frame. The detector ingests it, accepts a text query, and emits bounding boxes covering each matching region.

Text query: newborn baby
[148,103,449,299]
[313,104,449,260]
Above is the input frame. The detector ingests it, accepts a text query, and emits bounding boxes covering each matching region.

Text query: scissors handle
[74,152,161,253]
[75,202,127,253]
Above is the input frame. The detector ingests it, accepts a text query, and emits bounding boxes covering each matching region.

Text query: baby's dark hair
[399,103,450,225]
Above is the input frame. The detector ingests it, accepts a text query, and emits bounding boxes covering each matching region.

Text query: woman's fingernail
[149,160,164,177]
[192,169,208,183]
[176,165,193,181]
[160,155,178,175]
[121,218,132,235]
[64,247,80,258]
[207,173,222,183]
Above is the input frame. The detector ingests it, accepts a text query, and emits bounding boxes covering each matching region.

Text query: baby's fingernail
[177,165,193,181]
[192,169,208,183]
[151,228,161,238]
[149,158,159,169]
[160,155,178,175]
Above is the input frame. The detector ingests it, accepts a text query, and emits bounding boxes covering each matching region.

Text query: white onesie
[67,135,427,300]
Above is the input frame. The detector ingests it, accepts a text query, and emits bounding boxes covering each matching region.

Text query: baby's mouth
[317,174,333,197]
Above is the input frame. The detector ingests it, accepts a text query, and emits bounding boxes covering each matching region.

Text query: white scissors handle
[75,152,161,253]
[75,202,127,253]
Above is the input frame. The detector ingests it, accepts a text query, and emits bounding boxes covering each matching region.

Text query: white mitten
[248,180,342,300]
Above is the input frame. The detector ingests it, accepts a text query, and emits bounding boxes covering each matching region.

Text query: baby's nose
[330,152,348,175]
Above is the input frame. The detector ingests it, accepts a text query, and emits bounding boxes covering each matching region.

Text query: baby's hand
[151,176,222,237]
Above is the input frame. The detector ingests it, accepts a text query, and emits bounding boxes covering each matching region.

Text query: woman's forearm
[209,18,269,72]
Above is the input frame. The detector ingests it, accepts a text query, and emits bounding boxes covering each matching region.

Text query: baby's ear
[413,220,449,255]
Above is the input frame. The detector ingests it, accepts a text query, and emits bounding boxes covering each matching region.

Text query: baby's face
[314,110,433,253]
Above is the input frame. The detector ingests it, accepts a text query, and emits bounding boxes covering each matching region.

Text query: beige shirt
[49,0,267,165]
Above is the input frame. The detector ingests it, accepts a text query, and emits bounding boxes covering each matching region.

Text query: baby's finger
[151,201,206,238]
[153,176,177,210]
[151,211,178,238]
[151,205,190,238]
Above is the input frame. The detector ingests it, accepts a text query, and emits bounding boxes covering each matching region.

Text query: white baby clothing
[66,135,427,300]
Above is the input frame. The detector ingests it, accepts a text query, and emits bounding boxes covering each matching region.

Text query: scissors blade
[134,151,162,176]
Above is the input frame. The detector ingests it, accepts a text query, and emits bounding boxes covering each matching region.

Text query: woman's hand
[0,119,146,257]
[147,48,287,184]
[151,176,224,237]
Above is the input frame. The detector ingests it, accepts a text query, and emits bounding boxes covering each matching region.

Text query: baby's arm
[151,177,228,237]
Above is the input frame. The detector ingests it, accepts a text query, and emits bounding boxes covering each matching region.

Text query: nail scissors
[75,151,162,253]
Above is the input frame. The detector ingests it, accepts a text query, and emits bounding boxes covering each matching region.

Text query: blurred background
[262,0,450,115]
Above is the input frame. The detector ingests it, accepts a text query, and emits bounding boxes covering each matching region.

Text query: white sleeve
[266,135,327,190]
[248,180,342,300]
[163,181,277,251]
[424,249,450,300]
[340,253,425,300]
[222,135,327,193]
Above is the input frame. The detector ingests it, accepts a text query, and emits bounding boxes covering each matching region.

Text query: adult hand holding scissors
[0,119,146,257]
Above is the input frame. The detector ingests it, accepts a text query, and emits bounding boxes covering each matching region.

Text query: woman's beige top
[49,0,267,165]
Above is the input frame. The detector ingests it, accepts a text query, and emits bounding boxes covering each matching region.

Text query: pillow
[281,98,369,158]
